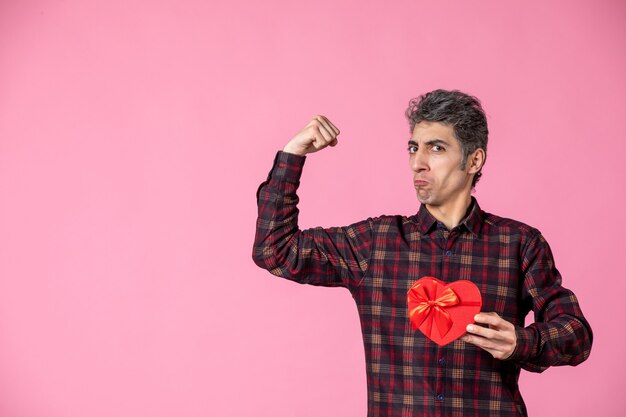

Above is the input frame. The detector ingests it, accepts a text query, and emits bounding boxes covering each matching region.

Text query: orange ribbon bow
[407,280,460,337]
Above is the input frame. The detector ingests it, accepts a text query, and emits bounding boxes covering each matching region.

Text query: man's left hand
[461,312,517,360]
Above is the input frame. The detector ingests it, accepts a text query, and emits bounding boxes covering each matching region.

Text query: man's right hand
[283,115,340,156]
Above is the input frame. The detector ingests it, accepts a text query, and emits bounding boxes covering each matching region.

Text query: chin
[416,192,434,205]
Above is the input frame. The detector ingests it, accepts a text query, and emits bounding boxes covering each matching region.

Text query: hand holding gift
[461,312,517,360]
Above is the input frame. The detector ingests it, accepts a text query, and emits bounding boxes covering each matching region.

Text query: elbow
[252,240,297,280]
[252,239,284,273]
[572,323,593,366]
[559,318,593,367]
[252,243,271,270]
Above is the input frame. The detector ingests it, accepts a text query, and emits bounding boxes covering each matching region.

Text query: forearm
[253,151,307,277]
[509,311,592,372]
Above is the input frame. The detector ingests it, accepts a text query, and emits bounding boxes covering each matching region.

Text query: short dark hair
[405,89,488,187]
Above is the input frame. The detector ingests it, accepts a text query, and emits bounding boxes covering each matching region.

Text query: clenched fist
[283,115,340,156]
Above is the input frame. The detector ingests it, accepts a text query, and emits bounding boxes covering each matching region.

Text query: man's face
[409,121,476,208]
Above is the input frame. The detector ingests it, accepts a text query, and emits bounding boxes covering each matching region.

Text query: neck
[426,194,473,230]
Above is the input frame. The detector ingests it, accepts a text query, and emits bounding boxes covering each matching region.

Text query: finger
[313,126,337,151]
[311,120,334,144]
[319,115,340,135]
[466,324,500,341]
[329,120,340,135]
[318,117,339,147]
[461,334,496,351]
[311,129,329,150]
[463,333,509,353]
[314,117,337,142]
[463,335,514,360]
[474,312,504,328]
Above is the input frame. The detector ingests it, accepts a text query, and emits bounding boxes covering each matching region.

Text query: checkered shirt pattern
[253,151,592,417]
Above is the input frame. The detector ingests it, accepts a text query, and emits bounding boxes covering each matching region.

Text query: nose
[410,148,428,172]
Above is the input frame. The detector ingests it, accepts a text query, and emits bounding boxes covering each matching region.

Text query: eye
[407,145,418,154]
[431,145,445,152]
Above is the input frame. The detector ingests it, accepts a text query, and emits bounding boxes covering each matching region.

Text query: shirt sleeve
[252,151,372,289]
[507,231,593,372]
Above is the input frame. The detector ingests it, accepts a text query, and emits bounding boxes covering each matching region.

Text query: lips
[414,179,429,186]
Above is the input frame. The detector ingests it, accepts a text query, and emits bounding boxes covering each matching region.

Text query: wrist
[506,325,538,362]
[282,142,307,156]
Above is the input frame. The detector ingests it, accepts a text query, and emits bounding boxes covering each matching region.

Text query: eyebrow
[407,138,450,146]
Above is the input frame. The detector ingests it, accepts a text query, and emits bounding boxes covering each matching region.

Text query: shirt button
[445,250,453,256]
[436,394,444,401]
[438,358,446,366]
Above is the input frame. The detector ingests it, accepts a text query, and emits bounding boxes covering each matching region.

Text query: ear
[467,148,486,174]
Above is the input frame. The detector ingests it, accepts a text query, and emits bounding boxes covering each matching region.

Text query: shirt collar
[414,197,484,237]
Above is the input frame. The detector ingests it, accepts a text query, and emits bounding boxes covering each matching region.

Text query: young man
[252,89,592,417]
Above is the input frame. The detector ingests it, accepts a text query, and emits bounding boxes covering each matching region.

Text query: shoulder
[352,214,420,236]
[340,214,414,230]
[480,211,553,264]
[366,213,415,226]
[481,210,542,241]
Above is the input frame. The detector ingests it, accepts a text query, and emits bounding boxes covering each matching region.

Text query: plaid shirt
[253,151,592,417]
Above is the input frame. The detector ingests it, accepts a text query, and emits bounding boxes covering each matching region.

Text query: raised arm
[252,116,372,289]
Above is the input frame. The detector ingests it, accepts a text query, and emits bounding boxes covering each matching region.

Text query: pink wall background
[0,0,624,416]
